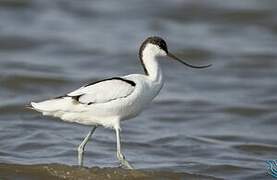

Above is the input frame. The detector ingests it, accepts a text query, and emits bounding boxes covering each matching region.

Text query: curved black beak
[167,52,211,69]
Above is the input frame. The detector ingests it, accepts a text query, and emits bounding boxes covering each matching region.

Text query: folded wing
[67,77,136,105]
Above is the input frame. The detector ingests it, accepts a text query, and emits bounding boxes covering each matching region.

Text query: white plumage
[31,74,161,127]
[30,36,210,169]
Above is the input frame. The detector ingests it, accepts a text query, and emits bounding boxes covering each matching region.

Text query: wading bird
[30,36,211,169]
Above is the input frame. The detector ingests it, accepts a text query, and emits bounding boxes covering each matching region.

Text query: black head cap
[139,36,168,57]
[139,36,168,75]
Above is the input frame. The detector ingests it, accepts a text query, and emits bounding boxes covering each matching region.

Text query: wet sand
[0,163,219,180]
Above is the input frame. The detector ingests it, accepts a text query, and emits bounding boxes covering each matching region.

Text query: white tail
[30,97,73,112]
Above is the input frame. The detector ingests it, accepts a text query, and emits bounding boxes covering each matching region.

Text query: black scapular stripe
[84,77,136,87]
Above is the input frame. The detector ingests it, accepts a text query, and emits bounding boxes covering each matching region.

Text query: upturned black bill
[168,52,212,69]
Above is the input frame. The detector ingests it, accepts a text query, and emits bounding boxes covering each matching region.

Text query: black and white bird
[30,36,211,169]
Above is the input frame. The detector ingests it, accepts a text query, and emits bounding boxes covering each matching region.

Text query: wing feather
[67,77,135,104]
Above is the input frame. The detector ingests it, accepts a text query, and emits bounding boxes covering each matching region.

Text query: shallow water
[0,0,277,179]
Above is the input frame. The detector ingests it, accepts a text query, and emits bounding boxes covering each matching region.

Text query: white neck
[141,47,164,84]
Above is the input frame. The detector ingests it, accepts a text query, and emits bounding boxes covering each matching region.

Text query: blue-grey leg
[78,126,97,166]
[115,128,134,169]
